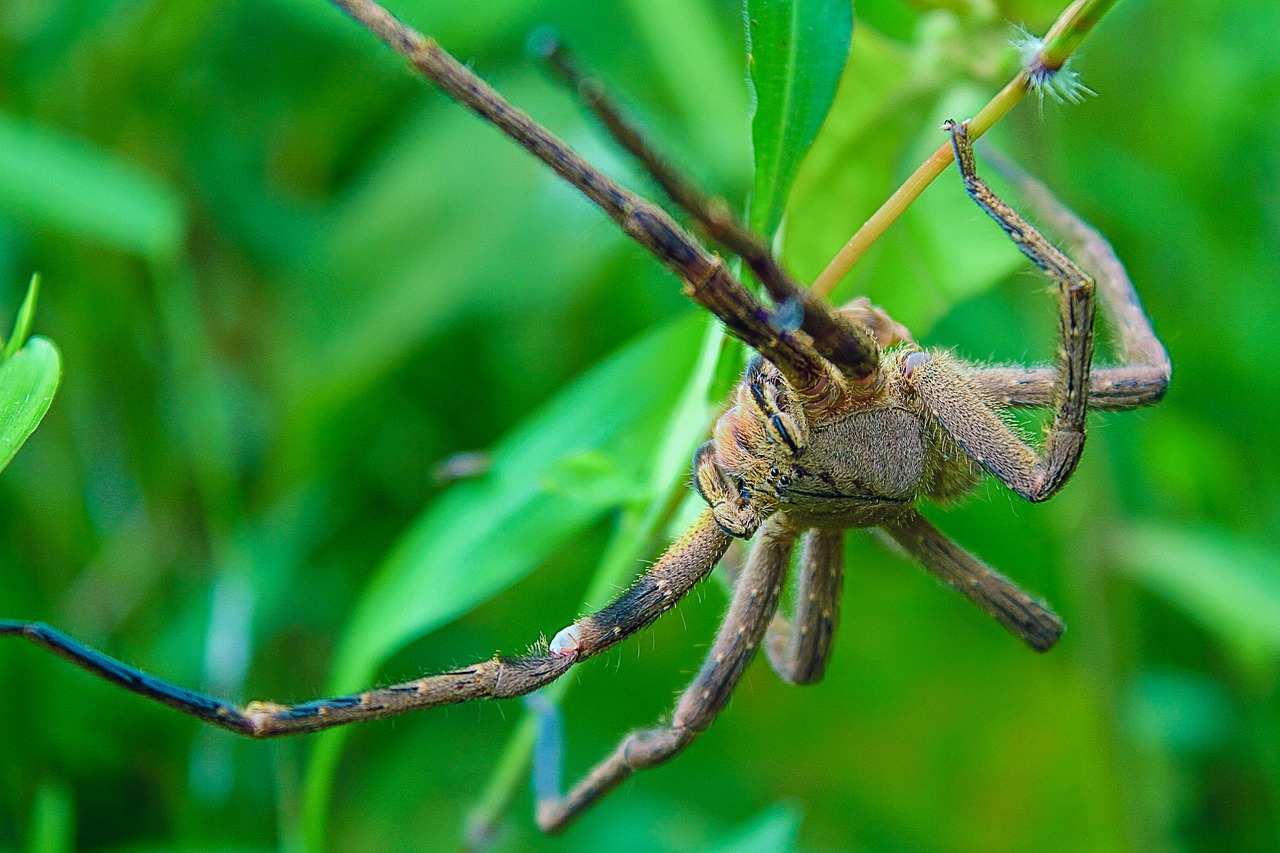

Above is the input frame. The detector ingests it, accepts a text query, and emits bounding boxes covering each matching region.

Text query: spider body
[705,300,982,536]
[1,0,1170,837]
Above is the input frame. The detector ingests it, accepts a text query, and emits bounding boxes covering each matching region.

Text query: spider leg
[532,31,882,384]
[1,510,732,737]
[763,529,844,684]
[717,526,842,683]
[909,120,1097,502]
[966,149,1169,412]
[879,509,1064,652]
[745,355,808,454]
[531,513,794,834]
[330,0,851,402]
[971,364,1166,412]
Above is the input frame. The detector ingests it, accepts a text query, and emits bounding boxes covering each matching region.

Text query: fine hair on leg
[908,120,1097,503]
[879,510,1064,651]
[532,513,796,833]
[966,146,1169,412]
[1,511,733,737]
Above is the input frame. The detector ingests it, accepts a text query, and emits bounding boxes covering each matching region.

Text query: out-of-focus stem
[810,0,1120,299]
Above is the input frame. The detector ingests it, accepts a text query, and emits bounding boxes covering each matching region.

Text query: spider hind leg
[530,514,795,833]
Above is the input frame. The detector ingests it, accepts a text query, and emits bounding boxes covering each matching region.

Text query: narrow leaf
[747,0,854,235]
[4,273,41,360]
[327,314,703,685]
[707,804,803,853]
[27,778,75,853]
[0,112,184,259]
[0,336,61,473]
[1116,522,1280,671]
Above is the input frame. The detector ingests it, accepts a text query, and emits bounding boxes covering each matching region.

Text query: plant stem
[810,0,1120,299]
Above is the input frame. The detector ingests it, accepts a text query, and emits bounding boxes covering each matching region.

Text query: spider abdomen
[779,406,927,527]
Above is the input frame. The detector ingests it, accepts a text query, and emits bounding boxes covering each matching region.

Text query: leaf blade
[0,336,62,474]
[1115,522,1280,674]
[747,0,854,235]
[4,273,41,360]
[0,112,184,260]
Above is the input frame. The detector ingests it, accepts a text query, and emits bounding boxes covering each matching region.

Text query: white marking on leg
[549,624,582,656]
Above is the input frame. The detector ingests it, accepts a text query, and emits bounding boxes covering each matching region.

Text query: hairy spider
[1,0,1169,835]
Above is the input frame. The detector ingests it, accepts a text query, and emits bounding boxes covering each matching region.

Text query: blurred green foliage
[1,0,1278,851]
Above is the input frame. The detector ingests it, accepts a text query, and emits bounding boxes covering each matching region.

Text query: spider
[1,0,1169,836]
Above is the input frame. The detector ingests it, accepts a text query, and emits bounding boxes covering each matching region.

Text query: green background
[2,0,1278,850]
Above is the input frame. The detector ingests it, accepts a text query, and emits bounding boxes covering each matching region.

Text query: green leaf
[273,82,625,438]
[4,273,40,360]
[1115,522,1280,675]
[0,111,184,259]
[300,313,704,847]
[784,42,1023,333]
[622,0,749,180]
[0,336,61,474]
[746,0,854,235]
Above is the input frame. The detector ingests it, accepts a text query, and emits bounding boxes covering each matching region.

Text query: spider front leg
[909,120,1097,502]
[330,0,862,404]
[1,511,732,737]
[532,30,882,385]
[531,513,795,833]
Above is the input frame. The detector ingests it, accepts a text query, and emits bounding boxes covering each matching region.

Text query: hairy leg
[1,510,731,737]
[909,120,1096,502]
[329,0,849,402]
[717,526,843,683]
[532,513,795,833]
[880,510,1063,652]
[764,528,845,684]
[531,30,882,384]
[968,146,1169,411]
[973,364,1166,411]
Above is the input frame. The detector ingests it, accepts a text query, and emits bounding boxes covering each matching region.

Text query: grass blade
[1116,522,1280,675]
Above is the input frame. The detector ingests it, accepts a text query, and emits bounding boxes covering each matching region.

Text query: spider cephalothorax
[700,300,981,539]
[0,0,1169,837]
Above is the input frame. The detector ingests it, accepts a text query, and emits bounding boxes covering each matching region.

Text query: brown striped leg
[530,29,882,384]
[908,120,1096,502]
[533,513,795,834]
[1,511,732,737]
[722,527,844,684]
[971,364,1167,412]
[763,528,845,684]
[966,146,1169,412]
[880,510,1064,652]
[328,0,852,400]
